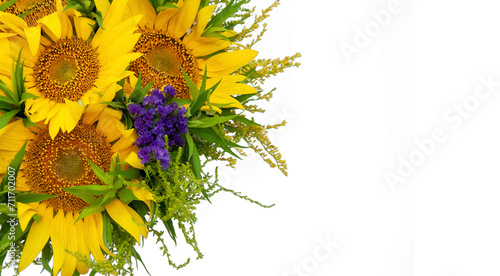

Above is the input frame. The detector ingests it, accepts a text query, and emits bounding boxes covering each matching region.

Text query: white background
[14,0,500,275]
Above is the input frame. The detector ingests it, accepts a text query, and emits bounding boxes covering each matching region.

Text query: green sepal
[0,109,19,130]
[22,117,38,128]
[19,92,39,103]
[0,0,19,12]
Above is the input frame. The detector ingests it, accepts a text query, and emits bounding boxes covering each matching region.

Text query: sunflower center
[3,0,57,27]
[52,148,86,182]
[129,28,199,99]
[49,58,78,84]
[146,46,182,76]
[25,123,112,213]
[33,37,99,103]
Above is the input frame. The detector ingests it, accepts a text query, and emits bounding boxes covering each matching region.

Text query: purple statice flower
[128,85,188,170]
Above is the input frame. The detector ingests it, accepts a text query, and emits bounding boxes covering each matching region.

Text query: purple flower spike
[129,85,188,170]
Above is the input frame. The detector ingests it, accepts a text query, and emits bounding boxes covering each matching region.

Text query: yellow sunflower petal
[124,151,144,169]
[94,213,115,257]
[154,7,179,31]
[83,214,105,261]
[128,0,156,28]
[74,16,95,41]
[18,203,36,231]
[61,213,78,276]
[105,199,141,243]
[50,210,67,276]
[95,0,110,18]
[126,186,154,213]
[101,0,128,30]
[38,12,61,39]
[0,12,28,37]
[169,0,200,38]
[24,26,41,56]
[18,206,53,272]
[123,203,148,238]
[202,49,258,76]
[74,219,90,274]
[195,5,215,35]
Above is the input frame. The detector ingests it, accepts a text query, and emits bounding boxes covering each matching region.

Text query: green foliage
[0,53,38,130]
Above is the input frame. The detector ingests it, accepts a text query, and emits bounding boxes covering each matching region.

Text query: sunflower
[1,0,58,26]
[0,106,150,276]
[0,0,142,139]
[123,0,258,111]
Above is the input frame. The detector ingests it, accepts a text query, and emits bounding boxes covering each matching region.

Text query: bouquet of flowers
[0,0,300,275]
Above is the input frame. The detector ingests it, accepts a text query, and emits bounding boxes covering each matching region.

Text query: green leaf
[131,247,152,276]
[191,144,202,178]
[188,90,208,116]
[181,67,199,99]
[41,242,53,274]
[0,95,18,106]
[61,187,97,205]
[189,127,242,158]
[0,80,18,106]
[173,99,193,106]
[0,0,19,12]
[0,101,15,112]
[87,159,113,186]
[95,10,103,29]
[0,109,19,130]
[0,221,25,258]
[112,177,124,190]
[1,140,27,192]
[185,132,195,161]
[201,188,211,204]
[74,205,105,223]
[128,73,153,104]
[62,185,110,196]
[16,193,57,204]
[156,2,179,12]
[205,0,248,33]
[94,191,115,207]
[107,168,141,180]
[163,219,177,245]
[188,114,238,128]
[118,189,139,204]
[12,51,24,101]
[234,92,259,103]
[102,213,112,250]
